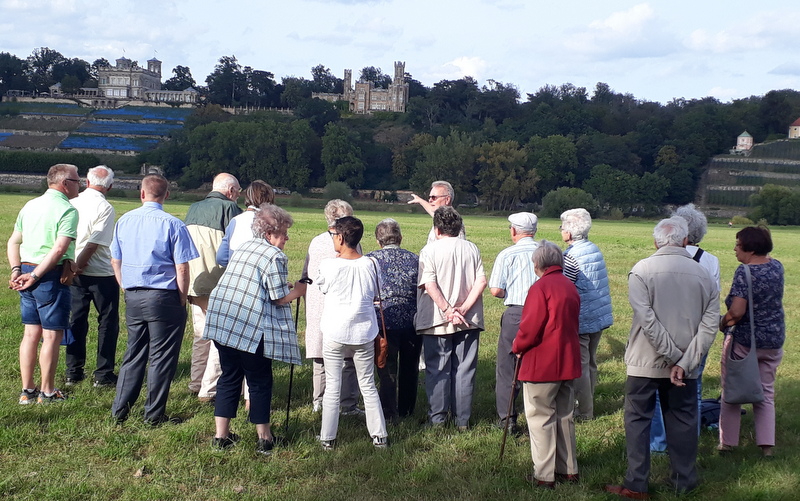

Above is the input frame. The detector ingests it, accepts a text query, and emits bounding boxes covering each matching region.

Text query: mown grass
[0,193,798,500]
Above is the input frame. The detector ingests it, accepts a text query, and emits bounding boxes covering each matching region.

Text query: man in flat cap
[488,212,540,431]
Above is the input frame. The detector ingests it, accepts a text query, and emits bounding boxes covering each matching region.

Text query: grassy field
[0,193,797,500]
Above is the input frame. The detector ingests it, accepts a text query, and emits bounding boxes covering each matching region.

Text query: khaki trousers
[522,380,578,482]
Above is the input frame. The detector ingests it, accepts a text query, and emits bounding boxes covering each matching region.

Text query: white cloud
[429,56,487,81]
[769,62,800,76]
[685,11,800,54]
[563,3,677,59]
[707,86,739,101]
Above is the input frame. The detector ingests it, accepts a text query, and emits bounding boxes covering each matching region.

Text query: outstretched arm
[407,193,436,217]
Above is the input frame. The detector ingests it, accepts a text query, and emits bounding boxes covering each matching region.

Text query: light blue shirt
[488,236,539,306]
[111,201,199,290]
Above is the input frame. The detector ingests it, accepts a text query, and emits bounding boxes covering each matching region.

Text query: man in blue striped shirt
[489,212,540,431]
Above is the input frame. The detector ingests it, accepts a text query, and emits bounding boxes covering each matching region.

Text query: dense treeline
[5,48,800,216]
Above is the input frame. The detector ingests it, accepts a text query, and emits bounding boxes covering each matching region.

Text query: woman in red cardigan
[512,240,582,490]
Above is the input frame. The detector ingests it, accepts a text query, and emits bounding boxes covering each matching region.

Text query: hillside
[0,101,191,156]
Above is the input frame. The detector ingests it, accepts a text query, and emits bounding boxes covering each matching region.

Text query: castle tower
[393,61,405,85]
[147,58,162,76]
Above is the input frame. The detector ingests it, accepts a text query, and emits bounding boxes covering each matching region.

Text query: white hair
[653,216,688,248]
[673,203,708,245]
[560,208,592,240]
[87,165,114,189]
[324,199,354,227]
[212,173,239,192]
[431,180,455,203]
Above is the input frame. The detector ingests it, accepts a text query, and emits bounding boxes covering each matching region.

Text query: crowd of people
[8,167,785,497]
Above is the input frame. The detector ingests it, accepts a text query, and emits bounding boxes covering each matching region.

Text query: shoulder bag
[370,258,389,369]
[721,264,765,404]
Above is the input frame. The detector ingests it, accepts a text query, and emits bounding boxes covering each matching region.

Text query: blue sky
[3,0,799,103]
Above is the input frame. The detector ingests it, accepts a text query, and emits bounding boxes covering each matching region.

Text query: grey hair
[87,165,114,189]
[252,203,293,239]
[673,203,707,245]
[46,163,78,185]
[532,240,564,270]
[653,216,688,248]
[324,199,354,227]
[560,208,592,240]
[431,180,455,204]
[212,173,239,192]
[375,218,402,246]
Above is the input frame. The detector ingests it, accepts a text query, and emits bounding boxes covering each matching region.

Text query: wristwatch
[30,271,40,281]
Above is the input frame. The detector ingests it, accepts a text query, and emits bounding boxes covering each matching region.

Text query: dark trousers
[214,341,273,425]
[496,306,522,423]
[112,289,186,422]
[377,327,423,419]
[624,376,699,493]
[67,275,120,381]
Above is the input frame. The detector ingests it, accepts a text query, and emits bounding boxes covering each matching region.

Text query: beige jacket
[625,245,719,379]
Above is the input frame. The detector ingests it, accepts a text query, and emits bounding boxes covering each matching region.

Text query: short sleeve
[265,252,290,301]
[728,265,747,299]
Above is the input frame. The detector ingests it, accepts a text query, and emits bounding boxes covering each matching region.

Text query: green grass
[1,194,798,500]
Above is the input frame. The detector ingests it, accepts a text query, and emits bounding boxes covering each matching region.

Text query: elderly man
[416,206,486,429]
[9,163,80,404]
[408,180,466,244]
[66,165,120,388]
[489,212,539,431]
[111,174,199,425]
[605,217,718,499]
[185,173,242,402]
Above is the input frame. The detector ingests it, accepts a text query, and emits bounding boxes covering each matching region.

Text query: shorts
[19,264,71,330]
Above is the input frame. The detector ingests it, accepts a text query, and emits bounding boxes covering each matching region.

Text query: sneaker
[319,439,335,451]
[256,438,275,455]
[341,407,366,417]
[211,432,241,450]
[65,375,85,387]
[37,389,67,404]
[19,389,39,405]
[93,374,118,388]
[372,436,388,449]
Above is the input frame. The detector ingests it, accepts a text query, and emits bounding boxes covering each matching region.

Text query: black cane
[499,354,521,462]
[284,295,302,435]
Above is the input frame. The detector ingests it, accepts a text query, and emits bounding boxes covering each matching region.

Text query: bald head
[141,174,169,202]
[212,173,241,201]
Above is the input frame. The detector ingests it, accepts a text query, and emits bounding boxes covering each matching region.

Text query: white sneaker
[372,436,388,449]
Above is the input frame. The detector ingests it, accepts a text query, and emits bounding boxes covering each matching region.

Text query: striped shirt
[489,237,539,306]
[204,238,301,365]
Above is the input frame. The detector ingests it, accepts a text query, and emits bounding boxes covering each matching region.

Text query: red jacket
[512,266,581,383]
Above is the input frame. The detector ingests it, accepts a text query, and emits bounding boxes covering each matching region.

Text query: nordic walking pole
[499,354,521,462]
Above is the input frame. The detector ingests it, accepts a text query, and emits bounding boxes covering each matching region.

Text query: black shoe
[256,437,275,455]
[212,432,241,450]
[145,415,184,427]
[93,374,118,388]
[65,375,85,386]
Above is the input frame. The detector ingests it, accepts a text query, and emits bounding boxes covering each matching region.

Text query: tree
[163,65,196,91]
[52,58,90,87]
[749,184,800,225]
[322,123,365,188]
[280,77,312,108]
[310,64,342,93]
[26,47,66,92]
[475,140,537,211]
[284,120,317,190]
[409,130,478,200]
[60,74,82,94]
[359,66,391,88]
[205,55,246,106]
[582,164,639,209]
[0,52,29,94]
[405,72,428,98]
[540,187,599,218]
[294,97,339,135]
[89,58,110,83]
[525,135,578,195]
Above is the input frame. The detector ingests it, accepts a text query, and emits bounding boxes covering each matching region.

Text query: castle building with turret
[313,61,409,113]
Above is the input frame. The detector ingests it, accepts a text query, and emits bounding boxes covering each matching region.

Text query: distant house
[313,61,409,114]
[96,56,198,104]
[736,131,753,151]
[789,118,800,139]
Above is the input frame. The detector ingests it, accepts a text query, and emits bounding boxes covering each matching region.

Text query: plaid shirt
[204,238,301,365]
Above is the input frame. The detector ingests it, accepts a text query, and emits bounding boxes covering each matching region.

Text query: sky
[3,0,800,104]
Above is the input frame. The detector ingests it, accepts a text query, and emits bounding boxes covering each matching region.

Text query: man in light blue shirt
[489,212,539,430]
[110,174,199,425]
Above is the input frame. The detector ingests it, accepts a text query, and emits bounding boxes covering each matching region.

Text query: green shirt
[14,189,78,264]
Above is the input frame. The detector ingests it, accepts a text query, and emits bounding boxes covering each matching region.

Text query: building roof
[739,131,752,138]
[791,117,800,127]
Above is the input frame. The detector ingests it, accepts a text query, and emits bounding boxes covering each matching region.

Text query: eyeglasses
[65,178,81,183]
[328,230,339,236]
[428,195,446,202]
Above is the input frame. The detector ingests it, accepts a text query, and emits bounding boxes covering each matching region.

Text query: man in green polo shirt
[8,163,80,404]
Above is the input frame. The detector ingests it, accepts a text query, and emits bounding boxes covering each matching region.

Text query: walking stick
[499,354,521,462]
[284,295,302,434]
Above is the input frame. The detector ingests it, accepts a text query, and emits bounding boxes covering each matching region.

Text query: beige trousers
[523,380,579,482]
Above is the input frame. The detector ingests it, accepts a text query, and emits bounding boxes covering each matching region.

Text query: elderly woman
[650,204,721,453]
[559,208,613,421]
[366,219,421,421]
[302,199,361,414]
[217,180,275,266]
[718,226,784,458]
[204,204,306,454]
[512,241,581,489]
